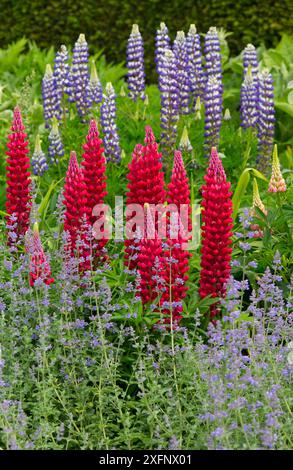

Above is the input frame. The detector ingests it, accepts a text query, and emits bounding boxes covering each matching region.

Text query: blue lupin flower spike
[173,31,189,115]
[31,134,48,176]
[126,24,146,102]
[100,82,121,163]
[48,117,65,165]
[257,69,275,174]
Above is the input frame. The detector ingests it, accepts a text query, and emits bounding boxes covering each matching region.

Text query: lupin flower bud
[243,44,259,78]
[195,96,202,120]
[155,22,171,76]
[268,145,286,193]
[126,24,146,102]
[31,134,48,176]
[6,107,31,243]
[160,49,179,158]
[199,147,233,318]
[204,27,222,83]
[257,70,275,174]
[68,34,90,120]
[179,126,193,152]
[87,60,103,106]
[100,82,121,162]
[48,117,64,165]
[223,108,231,121]
[173,31,189,114]
[42,64,60,125]
[53,45,70,108]
[186,24,205,106]
[204,75,223,155]
[252,178,267,215]
[26,223,54,287]
[240,65,258,129]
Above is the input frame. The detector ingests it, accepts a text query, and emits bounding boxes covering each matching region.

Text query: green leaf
[232,168,251,219]
[275,101,293,117]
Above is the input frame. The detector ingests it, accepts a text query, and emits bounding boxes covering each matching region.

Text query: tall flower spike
[204,27,222,83]
[26,223,54,287]
[138,206,164,306]
[199,147,233,318]
[161,150,192,323]
[160,49,179,158]
[88,60,103,106]
[53,44,70,113]
[243,44,259,78]
[6,107,31,244]
[252,178,267,215]
[125,127,165,271]
[204,75,223,155]
[63,151,87,255]
[257,70,275,174]
[240,65,258,129]
[81,119,108,257]
[186,24,205,107]
[68,34,90,120]
[268,145,287,193]
[42,64,60,126]
[31,134,48,176]
[126,24,146,102]
[100,82,121,162]
[48,117,64,165]
[155,22,171,76]
[173,31,189,114]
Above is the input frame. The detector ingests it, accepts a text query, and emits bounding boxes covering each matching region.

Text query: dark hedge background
[0,0,292,81]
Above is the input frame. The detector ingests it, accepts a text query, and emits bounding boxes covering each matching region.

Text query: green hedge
[0,0,292,82]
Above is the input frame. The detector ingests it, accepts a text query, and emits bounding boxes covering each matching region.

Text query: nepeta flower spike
[268,145,286,193]
[6,107,31,244]
[126,24,146,102]
[257,70,275,174]
[88,60,103,106]
[173,31,189,114]
[26,223,54,287]
[155,22,171,76]
[204,75,223,155]
[186,24,205,107]
[240,65,258,129]
[48,117,64,165]
[31,134,48,176]
[42,64,59,126]
[199,147,233,318]
[100,82,121,162]
[160,49,179,158]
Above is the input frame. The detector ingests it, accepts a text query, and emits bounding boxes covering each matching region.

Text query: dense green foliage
[0,0,292,81]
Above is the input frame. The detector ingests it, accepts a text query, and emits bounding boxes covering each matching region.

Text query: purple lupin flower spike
[155,22,171,76]
[42,64,60,126]
[53,45,70,113]
[257,70,275,174]
[204,75,223,155]
[243,44,259,78]
[186,24,205,109]
[173,31,189,115]
[68,34,90,120]
[204,27,222,84]
[240,65,258,129]
[160,49,179,158]
[126,24,146,102]
[31,134,48,176]
[100,82,121,163]
[88,60,103,106]
[48,117,65,165]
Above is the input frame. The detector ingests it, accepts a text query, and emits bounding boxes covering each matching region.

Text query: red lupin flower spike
[63,151,86,256]
[6,107,31,244]
[161,150,192,323]
[199,147,233,318]
[81,119,108,258]
[26,223,54,287]
[125,126,165,271]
